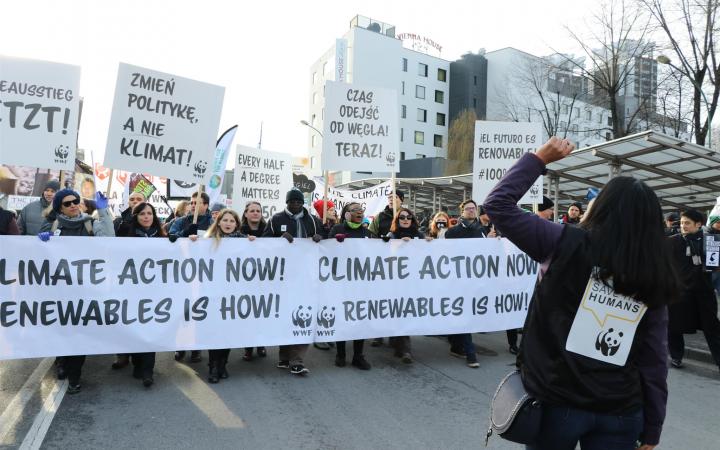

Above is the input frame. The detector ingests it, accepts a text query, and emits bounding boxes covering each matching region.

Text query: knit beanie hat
[709,215,720,227]
[538,196,555,212]
[45,180,61,192]
[210,202,226,213]
[52,188,80,212]
[313,199,335,218]
[286,188,305,203]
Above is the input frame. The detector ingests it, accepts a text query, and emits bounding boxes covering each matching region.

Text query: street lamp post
[657,55,713,149]
[299,120,330,223]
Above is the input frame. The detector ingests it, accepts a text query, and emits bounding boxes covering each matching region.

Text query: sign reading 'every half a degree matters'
[322,80,399,173]
[103,63,224,184]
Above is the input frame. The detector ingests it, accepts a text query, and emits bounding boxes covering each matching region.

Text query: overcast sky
[2,0,598,162]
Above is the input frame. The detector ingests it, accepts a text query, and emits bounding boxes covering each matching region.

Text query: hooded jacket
[17,197,51,235]
[262,207,325,238]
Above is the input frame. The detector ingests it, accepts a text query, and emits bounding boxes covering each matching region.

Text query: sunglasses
[398,214,413,220]
[348,207,365,213]
[62,198,81,207]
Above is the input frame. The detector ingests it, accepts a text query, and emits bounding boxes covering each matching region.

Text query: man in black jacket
[368,190,403,238]
[113,191,146,236]
[263,188,324,376]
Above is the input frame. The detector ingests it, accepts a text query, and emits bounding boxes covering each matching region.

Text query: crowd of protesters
[1,138,719,449]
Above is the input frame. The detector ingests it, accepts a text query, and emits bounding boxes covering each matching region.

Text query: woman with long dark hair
[484,137,680,450]
[239,201,268,360]
[122,202,167,387]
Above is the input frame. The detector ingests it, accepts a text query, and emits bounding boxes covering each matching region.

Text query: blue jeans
[526,405,643,450]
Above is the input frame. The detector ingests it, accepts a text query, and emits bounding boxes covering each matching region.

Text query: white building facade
[307,16,450,183]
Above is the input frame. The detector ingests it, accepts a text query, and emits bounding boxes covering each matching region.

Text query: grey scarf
[284,208,307,238]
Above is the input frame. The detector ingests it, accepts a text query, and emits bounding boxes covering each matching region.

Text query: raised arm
[484,138,573,262]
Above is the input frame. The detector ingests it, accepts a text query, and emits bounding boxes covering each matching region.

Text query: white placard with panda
[565,273,647,366]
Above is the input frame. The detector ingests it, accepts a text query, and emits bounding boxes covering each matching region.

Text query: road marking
[0,358,54,445]
[18,378,68,450]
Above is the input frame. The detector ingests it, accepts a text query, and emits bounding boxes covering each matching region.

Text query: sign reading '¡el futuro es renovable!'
[103,63,225,184]
[472,121,543,204]
[0,56,81,171]
[322,80,399,173]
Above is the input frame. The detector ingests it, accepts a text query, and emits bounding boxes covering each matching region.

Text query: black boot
[208,362,219,384]
[190,351,202,363]
[219,359,229,379]
[174,351,186,361]
[112,354,129,370]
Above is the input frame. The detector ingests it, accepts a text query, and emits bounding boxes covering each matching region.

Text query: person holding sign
[708,215,720,295]
[37,188,115,394]
[484,137,680,450]
[328,202,372,370]
[113,191,146,237]
[239,201,268,361]
[201,209,256,383]
[667,210,720,372]
[119,201,167,387]
[262,188,324,376]
[368,190,403,239]
[168,192,213,241]
[382,207,432,364]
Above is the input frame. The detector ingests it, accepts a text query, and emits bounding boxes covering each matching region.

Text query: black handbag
[485,370,543,446]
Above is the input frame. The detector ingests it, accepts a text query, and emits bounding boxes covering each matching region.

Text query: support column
[608,160,621,180]
[552,175,560,223]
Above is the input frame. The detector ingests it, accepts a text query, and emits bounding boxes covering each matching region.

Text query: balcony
[350,15,396,38]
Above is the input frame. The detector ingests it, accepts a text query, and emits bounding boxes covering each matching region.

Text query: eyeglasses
[398,214,413,220]
[61,198,80,207]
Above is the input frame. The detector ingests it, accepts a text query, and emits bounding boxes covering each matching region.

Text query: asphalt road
[1,332,718,450]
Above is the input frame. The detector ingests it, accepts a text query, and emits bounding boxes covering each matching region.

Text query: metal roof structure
[336,131,720,216]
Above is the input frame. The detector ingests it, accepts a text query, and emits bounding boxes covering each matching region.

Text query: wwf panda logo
[529,185,539,196]
[292,305,312,329]
[54,145,70,160]
[386,152,396,164]
[194,160,208,175]
[316,306,336,329]
[595,328,623,356]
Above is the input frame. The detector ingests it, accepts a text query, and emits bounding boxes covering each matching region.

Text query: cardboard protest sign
[0,56,81,170]
[233,146,293,220]
[706,234,720,269]
[0,236,537,359]
[472,121,543,204]
[322,80,399,172]
[103,63,224,184]
[311,177,391,218]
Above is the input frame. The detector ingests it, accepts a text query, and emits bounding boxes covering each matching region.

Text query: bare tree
[655,66,694,137]
[640,0,720,146]
[444,109,477,176]
[559,0,656,138]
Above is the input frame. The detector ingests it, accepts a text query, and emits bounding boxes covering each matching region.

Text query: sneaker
[401,353,413,364]
[449,350,466,359]
[290,364,310,375]
[257,347,267,357]
[371,338,383,347]
[243,349,253,361]
[314,342,331,350]
[467,361,480,368]
[277,360,290,369]
[509,345,519,355]
[55,365,67,380]
[142,377,154,387]
[335,355,346,367]
[111,354,129,370]
[351,356,371,370]
[671,359,684,368]
[189,351,202,363]
[174,351,186,361]
[67,382,82,395]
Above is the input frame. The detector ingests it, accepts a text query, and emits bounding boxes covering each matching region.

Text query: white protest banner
[473,121,542,204]
[0,236,537,359]
[7,195,38,211]
[0,56,81,171]
[103,63,224,184]
[322,80,399,172]
[311,177,391,218]
[233,145,292,220]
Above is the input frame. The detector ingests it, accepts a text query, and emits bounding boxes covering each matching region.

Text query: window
[573,107,579,118]
[434,90,444,103]
[312,92,317,104]
[473,98,477,108]
[418,63,428,77]
[586,110,592,121]
[416,85,425,99]
[605,132,612,140]
[321,108,324,119]
[571,124,579,133]
[400,151,406,160]
[436,112,446,126]
[562,104,569,114]
[607,116,613,126]
[473,76,477,86]
[402,81,405,95]
[322,62,328,76]
[311,114,316,126]
[434,134,443,148]
[559,121,567,130]
[417,108,427,122]
[311,135,316,147]
[401,105,407,119]
[310,156,315,169]
[414,131,424,145]
[417,153,427,158]
[400,128,404,142]
[438,68,447,82]
[402,58,408,72]
[312,72,317,84]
